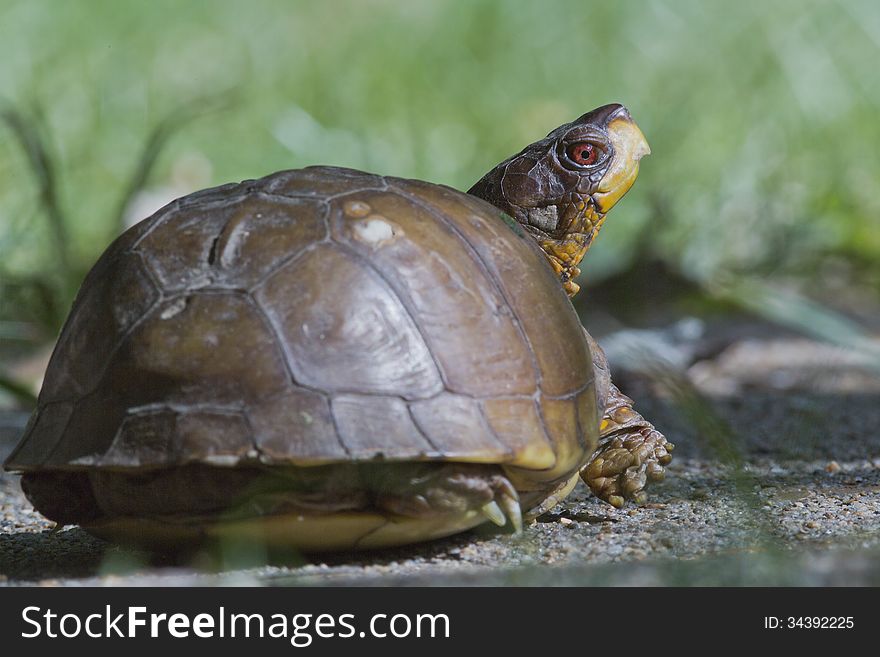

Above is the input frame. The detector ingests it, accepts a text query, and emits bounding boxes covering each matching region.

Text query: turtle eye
[566,141,601,167]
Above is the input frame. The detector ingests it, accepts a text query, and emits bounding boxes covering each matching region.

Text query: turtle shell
[5,166,597,484]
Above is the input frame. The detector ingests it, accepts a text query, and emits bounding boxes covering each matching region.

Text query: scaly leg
[374,463,523,533]
[580,330,674,508]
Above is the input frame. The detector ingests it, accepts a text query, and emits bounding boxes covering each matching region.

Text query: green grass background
[0,0,878,341]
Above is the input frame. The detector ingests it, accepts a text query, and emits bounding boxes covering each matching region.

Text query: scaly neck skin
[468,181,604,298]
[469,181,606,297]
[527,194,605,298]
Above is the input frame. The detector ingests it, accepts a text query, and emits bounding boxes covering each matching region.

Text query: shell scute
[330,188,538,397]
[255,243,444,399]
[6,168,597,473]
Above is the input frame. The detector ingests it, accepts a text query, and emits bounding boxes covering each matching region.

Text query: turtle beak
[592,106,650,214]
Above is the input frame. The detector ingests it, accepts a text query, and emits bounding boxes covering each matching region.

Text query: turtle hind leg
[27,463,524,551]
[581,383,674,508]
[370,463,523,533]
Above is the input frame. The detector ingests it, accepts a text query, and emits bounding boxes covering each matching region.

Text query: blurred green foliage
[0,0,878,336]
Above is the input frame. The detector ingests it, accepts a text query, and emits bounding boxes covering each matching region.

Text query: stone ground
[2,320,880,586]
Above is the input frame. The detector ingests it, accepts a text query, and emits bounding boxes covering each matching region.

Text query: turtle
[4,103,673,551]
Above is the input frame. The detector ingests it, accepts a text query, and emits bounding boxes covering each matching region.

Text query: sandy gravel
[2,328,880,586]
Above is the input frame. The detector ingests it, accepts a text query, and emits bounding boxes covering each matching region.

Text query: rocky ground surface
[2,318,880,586]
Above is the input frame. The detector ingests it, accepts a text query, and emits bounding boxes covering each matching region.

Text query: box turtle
[4,104,672,551]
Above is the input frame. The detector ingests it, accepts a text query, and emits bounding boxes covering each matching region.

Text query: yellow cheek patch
[593,116,650,213]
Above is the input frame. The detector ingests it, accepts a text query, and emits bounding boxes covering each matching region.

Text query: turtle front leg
[581,384,674,507]
[580,330,674,508]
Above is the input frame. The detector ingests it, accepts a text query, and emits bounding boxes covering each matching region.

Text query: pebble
[4,325,880,585]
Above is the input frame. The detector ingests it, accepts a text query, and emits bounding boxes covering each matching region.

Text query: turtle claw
[375,465,523,533]
[607,495,625,509]
[497,491,523,534]
[482,478,523,533]
[481,501,507,527]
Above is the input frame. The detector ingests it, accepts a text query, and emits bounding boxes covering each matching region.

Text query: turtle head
[468,104,650,296]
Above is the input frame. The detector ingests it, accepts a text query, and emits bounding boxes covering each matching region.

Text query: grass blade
[711,275,880,369]
[0,105,72,283]
[112,91,237,234]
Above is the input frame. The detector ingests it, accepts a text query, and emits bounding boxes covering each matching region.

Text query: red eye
[567,142,599,166]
